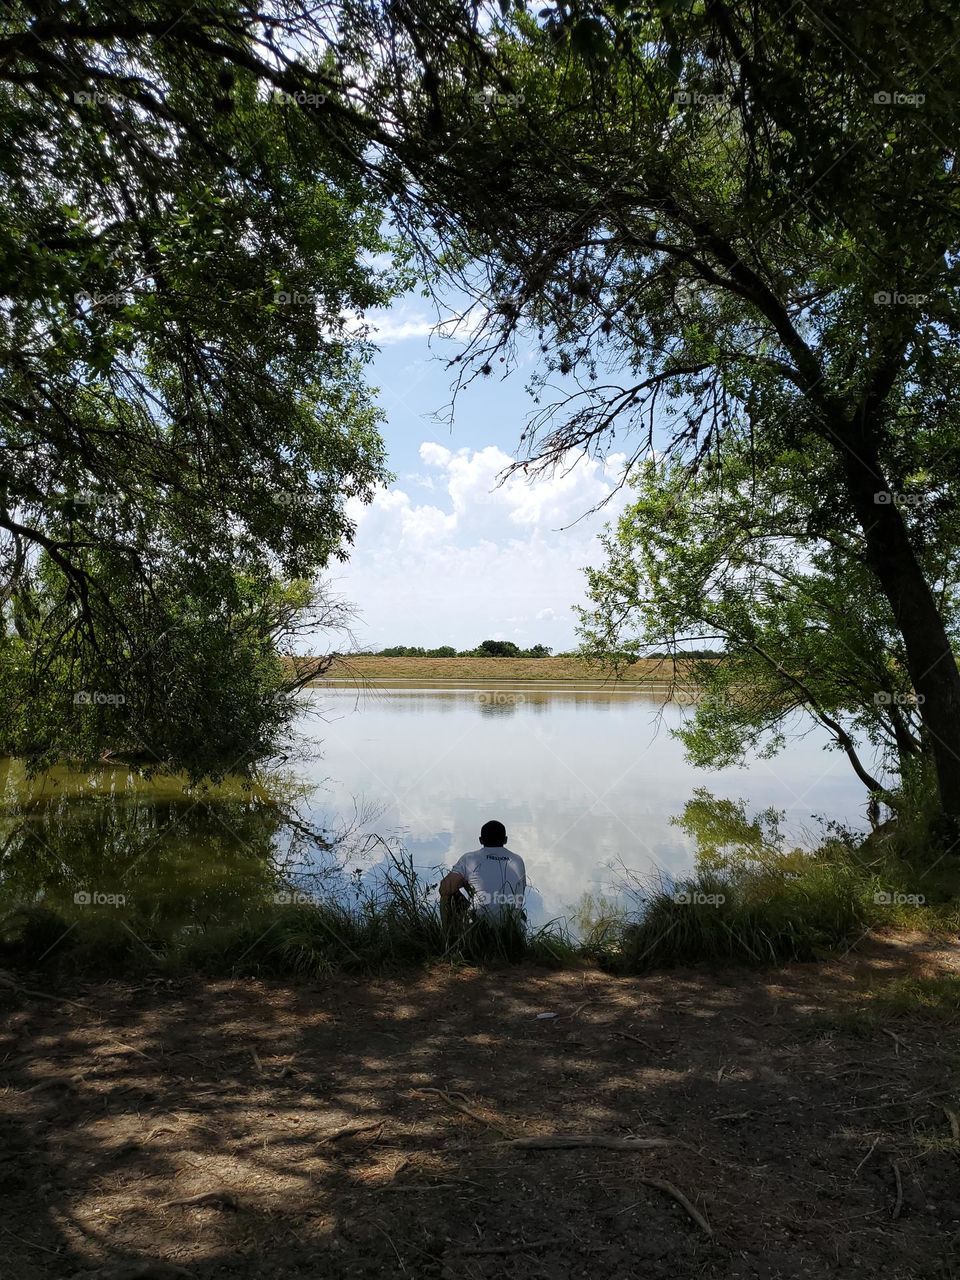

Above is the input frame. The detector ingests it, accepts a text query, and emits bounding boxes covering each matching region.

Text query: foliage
[0,846,576,976]
[4,780,958,980]
[0,2,400,771]
[476,639,521,657]
[578,446,955,799]
[612,789,960,972]
[0,571,355,776]
[324,0,960,815]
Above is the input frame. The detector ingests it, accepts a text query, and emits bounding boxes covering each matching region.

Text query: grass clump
[611,788,960,973]
[854,973,960,1025]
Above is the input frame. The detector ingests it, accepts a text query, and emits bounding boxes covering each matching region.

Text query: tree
[476,639,521,657]
[1,553,355,778]
[0,2,398,769]
[578,445,955,806]
[523,644,552,658]
[322,0,960,820]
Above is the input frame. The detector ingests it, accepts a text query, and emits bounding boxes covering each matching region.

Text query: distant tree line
[371,640,553,658]
[363,643,719,660]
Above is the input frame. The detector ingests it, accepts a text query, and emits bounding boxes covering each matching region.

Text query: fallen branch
[416,1087,513,1137]
[852,1135,880,1178]
[321,1121,382,1143]
[460,1238,606,1257]
[0,1223,61,1256]
[566,1000,595,1019]
[497,1136,671,1152]
[612,1030,651,1047]
[891,1159,903,1220]
[375,1183,468,1193]
[882,1028,909,1057]
[943,1104,960,1142]
[88,1265,193,1280]
[160,1190,239,1211]
[0,972,90,1011]
[635,1177,713,1238]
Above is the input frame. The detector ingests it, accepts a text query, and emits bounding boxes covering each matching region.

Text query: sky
[329,297,642,652]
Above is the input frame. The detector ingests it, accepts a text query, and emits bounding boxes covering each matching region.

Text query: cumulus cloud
[369,312,436,344]
[358,305,488,346]
[332,442,636,649]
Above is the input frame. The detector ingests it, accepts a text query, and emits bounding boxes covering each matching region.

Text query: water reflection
[0,761,309,932]
[301,683,870,926]
[0,684,870,938]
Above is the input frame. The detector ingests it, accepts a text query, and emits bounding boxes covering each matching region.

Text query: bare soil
[2,933,959,1280]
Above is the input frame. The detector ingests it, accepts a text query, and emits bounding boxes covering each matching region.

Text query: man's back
[450,845,526,919]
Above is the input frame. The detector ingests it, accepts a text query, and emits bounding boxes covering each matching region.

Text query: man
[439,820,526,927]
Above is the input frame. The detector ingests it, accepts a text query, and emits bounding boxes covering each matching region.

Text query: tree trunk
[840,437,960,820]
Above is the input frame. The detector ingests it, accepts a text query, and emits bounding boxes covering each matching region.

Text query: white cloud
[359,304,488,346]
[370,312,436,344]
[332,442,635,649]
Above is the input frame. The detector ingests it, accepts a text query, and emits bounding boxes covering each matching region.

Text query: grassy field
[301,654,700,684]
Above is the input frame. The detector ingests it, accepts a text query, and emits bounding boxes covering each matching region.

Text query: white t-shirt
[451,846,526,919]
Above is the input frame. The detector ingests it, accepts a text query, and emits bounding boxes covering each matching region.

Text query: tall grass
[3,798,957,980]
[613,860,867,971]
[611,789,960,973]
[0,848,578,978]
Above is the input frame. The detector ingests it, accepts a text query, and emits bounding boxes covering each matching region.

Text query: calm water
[296,682,871,926]
[0,682,871,935]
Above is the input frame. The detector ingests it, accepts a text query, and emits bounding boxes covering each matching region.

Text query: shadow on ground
[2,932,959,1280]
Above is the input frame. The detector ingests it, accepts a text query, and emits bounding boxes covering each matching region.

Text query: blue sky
[329,297,640,652]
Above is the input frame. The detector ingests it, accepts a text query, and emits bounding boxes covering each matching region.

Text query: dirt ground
[2,934,959,1280]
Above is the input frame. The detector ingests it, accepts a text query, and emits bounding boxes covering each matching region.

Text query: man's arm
[439,870,468,898]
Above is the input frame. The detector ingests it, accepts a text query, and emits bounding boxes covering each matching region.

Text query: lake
[296,681,871,927]
[0,682,871,937]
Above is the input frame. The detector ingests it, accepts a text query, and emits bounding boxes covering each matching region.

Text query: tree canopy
[0,1,401,772]
[578,441,957,805]
[322,0,960,818]
[7,1,960,817]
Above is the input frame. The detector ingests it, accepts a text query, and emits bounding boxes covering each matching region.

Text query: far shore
[291,654,706,685]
